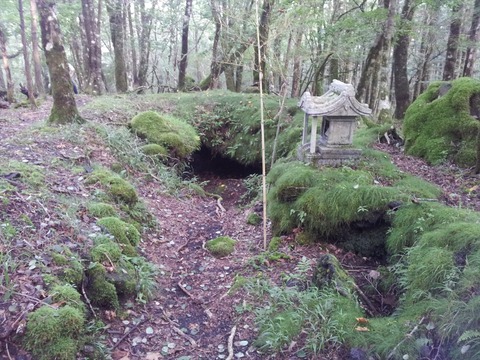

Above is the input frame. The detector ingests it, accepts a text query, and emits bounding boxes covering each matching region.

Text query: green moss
[1,160,45,188]
[52,252,68,265]
[51,284,85,313]
[24,305,85,360]
[312,254,356,297]
[90,241,123,263]
[140,143,168,157]
[205,236,236,258]
[87,202,116,218]
[97,216,141,247]
[246,212,262,225]
[386,203,480,254]
[130,111,200,160]
[86,168,138,207]
[268,236,282,252]
[403,77,480,167]
[85,263,120,309]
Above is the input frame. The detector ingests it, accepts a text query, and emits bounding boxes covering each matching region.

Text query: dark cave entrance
[190,144,261,179]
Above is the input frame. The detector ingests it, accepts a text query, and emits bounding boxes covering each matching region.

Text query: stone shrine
[297,80,372,166]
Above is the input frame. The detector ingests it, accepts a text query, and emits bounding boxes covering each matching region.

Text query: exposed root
[225,325,237,360]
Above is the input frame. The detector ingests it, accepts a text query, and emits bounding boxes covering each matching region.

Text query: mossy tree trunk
[30,0,44,96]
[38,0,84,124]
[253,0,275,92]
[463,0,480,77]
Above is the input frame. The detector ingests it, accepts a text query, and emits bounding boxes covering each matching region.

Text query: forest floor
[0,96,479,360]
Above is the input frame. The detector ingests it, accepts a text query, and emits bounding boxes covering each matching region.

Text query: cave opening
[190,144,261,179]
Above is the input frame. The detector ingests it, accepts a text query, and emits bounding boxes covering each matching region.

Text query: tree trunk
[127,3,139,87]
[107,0,128,92]
[463,0,480,77]
[18,0,37,108]
[81,0,103,94]
[393,0,415,119]
[137,0,155,90]
[291,29,302,97]
[0,26,14,102]
[30,0,44,96]
[38,0,83,124]
[178,0,192,90]
[254,0,275,91]
[443,4,463,81]
[208,0,221,89]
[377,0,396,122]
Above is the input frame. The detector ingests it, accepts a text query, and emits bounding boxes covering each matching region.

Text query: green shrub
[205,236,236,257]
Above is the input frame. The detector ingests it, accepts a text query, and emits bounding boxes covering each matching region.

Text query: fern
[458,330,480,344]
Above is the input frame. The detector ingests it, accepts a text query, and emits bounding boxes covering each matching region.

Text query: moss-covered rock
[130,111,200,160]
[97,216,141,248]
[404,77,480,167]
[90,240,123,263]
[246,212,262,225]
[24,305,85,360]
[312,254,356,297]
[205,236,236,258]
[86,168,138,207]
[140,143,168,157]
[85,263,120,310]
[51,284,86,313]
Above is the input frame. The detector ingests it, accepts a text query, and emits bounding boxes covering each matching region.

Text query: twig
[176,241,189,253]
[387,316,425,359]
[36,199,50,218]
[352,282,375,317]
[0,286,55,308]
[81,277,97,318]
[6,342,12,360]
[110,317,148,350]
[177,281,202,304]
[225,325,237,360]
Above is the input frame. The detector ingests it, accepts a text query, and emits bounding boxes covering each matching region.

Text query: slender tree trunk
[81,0,103,94]
[107,0,128,92]
[18,0,37,108]
[463,0,480,77]
[38,0,83,124]
[291,29,302,97]
[30,0,43,96]
[254,0,275,91]
[0,27,14,102]
[137,0,155,90]
[178,0,192,90]
[393,0,414,119]
[208,0,221,89]
[127,3,139,86]
[443,4,463,81]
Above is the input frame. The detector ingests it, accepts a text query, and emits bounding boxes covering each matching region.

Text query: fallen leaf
[145,352,163,360]
[355,326,369,332]
[356,317,369,324]
[111,349,128,360]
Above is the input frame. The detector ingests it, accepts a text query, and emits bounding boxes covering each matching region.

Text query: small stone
[235,352,245,358]
[167,342,175,349]
[234,340,248,347]
[122,320,130,325]
[146,327,154,334]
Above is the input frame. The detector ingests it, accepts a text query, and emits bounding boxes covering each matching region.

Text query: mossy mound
[86,168,138,207]
[97,216,141,249]
[404,77,480,167]
[130,111,200,160]
[24,305,85,360]
[174,90,304,167]
[50,247,84,287]
[87,202,116,218]
[140,143,168,157]
[246,212,262,225]
[85,263,120,309]
[205,236,236,257]
[312,254,356,297]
